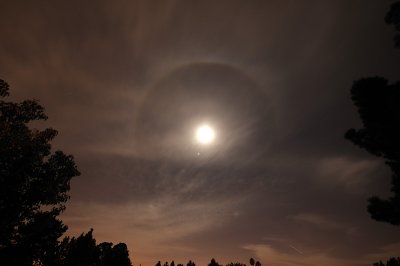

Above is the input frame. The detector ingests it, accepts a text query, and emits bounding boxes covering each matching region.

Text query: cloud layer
[1,1,400,265]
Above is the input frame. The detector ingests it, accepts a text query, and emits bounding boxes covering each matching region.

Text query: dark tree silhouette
[385,1,400,48]
[171,260,175,266]
[0,79,133,265]
[109,243,132,266]
[345,77,400,225]
[226,262,246,266]
[60,229,132,266]
[156,261,162,266]
[248,258,261,266]
[187,260,196,266]
[348,3,400,266]
[98,242,114,266]
[208,258,220,266]
[373,257,400,266]
[61,229,99,266]
[0,79,80,265]
[249,258,255,266]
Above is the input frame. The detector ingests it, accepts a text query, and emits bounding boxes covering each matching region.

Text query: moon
[195,125,215,145]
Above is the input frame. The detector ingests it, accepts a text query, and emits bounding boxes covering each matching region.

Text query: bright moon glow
[196,125,215,144]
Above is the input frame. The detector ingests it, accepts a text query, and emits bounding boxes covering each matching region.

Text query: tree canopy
[345,77,400,225]
[208,258,220,266]
[0,79,80,264]
[373,257,400,266]
[0,79,132,265]
[60,229,132,266]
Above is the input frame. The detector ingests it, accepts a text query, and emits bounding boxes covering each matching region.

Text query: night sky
[1,1,400,265]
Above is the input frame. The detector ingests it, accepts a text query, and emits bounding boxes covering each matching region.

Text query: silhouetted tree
[373,257,400,266]
[208,258,220,266]
[187,260,196,266]
[255,261,261,266]
[226,262,246,266]
[0,79,133,265]
[385,1,400,48]
[108,243,132,266]
[348,3,400,265]
[62,229,99,266]
[345,77,400,225]
[96,242,132,266]
[61,229,132,266]
[98,242,114,266]
[249,258,255,266]
[171,260,175,266]
[156,261,162,266]
[164,261,169,266]
[0,79,80,265]
[177,263,184,266]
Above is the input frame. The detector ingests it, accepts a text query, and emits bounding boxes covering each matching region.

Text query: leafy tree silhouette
[346,2,400,226]
[345,2,400,265]
[62,229,99,266]
[249,258,255,266]
[208,258,220,266]
[109,243,132,266]
[60,229,132,266]
[0,79,80,265]
[373,257,400,266]
[248,257,261,266]
[187,260,196,266]
[98,242,114,266]
[158,259,258,266]
[0,79,133,265]
[346,78,400,224]
[226,262,246,266]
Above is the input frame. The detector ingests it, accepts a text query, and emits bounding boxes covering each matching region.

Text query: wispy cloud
[62,194,246,265]
[315,156,382,193]
[291,212,358,236]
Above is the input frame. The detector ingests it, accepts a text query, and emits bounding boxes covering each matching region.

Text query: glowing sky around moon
[195,125,215,144]
[2,1,400,266]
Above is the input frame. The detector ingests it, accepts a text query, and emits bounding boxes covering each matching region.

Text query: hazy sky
[1,1,400,265]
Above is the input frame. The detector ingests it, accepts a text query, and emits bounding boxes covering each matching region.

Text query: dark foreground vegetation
[0,79,132,265]
[0,1,399,266]
[155,258,261,266]
[345,1,400,265]
[373,258,400,266]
